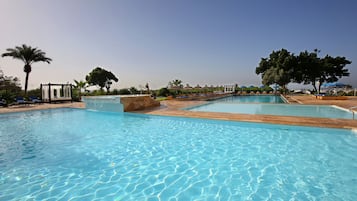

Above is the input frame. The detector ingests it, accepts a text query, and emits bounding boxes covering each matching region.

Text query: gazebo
[224,84,235,93]
[40,83,73,103]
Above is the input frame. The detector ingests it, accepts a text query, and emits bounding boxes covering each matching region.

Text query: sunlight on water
[0,109,356,200]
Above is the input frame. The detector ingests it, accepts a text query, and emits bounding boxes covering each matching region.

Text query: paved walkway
[286,95,357,109]
[0,102,84,114]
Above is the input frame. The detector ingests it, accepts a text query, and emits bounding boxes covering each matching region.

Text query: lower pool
[0,109,356,200]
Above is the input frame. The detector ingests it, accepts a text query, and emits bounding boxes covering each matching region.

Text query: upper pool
[0,108,356,200]
[214,95,285,103]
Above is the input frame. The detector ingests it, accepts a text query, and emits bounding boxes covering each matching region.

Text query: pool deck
[0,102,85,114]
[1,95,357,129]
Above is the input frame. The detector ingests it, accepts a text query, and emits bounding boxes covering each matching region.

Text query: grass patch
[155,97,168,101]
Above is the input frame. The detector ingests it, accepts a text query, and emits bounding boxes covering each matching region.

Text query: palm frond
[2,44,52,65]
[1,44,52,94]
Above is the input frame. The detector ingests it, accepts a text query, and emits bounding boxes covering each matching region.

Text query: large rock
[120,95,160,111]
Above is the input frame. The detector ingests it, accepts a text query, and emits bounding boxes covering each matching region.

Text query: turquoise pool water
[215,95,285,103]
[1,109,356,200]
[188,103,354,119]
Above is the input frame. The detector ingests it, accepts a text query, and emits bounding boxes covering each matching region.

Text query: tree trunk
[312,81,317,94]
[78,88,82,101]
[24,72,30,95]
[282,85,286,95]
[318,82,322,94]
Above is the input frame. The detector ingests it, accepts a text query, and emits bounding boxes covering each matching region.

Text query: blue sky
[0,0,356,90]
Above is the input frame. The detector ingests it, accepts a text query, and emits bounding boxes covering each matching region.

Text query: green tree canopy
[118,88,130,95]
[129,87,139,94]
[168,79,183,89]
[256,49,351,94]
[157,87,170,97]
[74,79,88,89]
[73,79,88,98]
[1,44,52,95]
[256,49,296,93]
[85,67,118,92]
[0,69,21,92]
[295,50,351,93]
[0,69,21,102]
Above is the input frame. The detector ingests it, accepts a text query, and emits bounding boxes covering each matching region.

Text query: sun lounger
[0,99,7,107]
[14,97,30,105]
[29,96,42,104]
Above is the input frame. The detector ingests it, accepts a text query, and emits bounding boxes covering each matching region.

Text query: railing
[349,106,357,120]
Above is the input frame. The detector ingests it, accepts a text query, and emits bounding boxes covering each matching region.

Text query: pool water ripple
[0,108,356,200]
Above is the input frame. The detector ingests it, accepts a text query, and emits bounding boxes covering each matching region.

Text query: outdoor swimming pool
[188,102,354,120]
[1,109,356,200]
[214,95,285,103]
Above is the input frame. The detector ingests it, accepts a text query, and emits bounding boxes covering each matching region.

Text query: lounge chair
[29,96,42,104]
[0,99,7,107]
[14,97,30,105]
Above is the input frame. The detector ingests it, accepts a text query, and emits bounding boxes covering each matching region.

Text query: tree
[118,88,130,95]
[317,55,350,93]
[256,49,296,93]
[105,80,112,93]
[168,79,183,89]
[1,44,52,95]
[145,83,150,94]
[295,50,319,89]
[256,48,351,94]
[0,69,21,91]
[157,87,170,97]
[296,50,351,93]
[168,79,183,95]
[0,69,21,102]
[129,87,139,94]
[73,80,88,99]
[85,67,118,92]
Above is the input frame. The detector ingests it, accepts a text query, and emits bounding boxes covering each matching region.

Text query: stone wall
[120,95,160,112]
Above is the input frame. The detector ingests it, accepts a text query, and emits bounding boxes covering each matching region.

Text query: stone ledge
[120,96,160,112]
[316,96,348,100]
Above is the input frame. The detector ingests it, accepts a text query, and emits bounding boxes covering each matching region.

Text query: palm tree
[74,80,88,99]
[2,44,52,95]
[168,79,183,95]
[145,83,150,94]
[168,79,183,89]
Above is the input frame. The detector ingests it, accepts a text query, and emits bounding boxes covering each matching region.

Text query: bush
[0,90,16,104]
[129,87,140,94]
[118,88,131,95]
[27,88,41,98]
[111,89,120,95]
[157,87,170,97]
[91,90,106,96]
